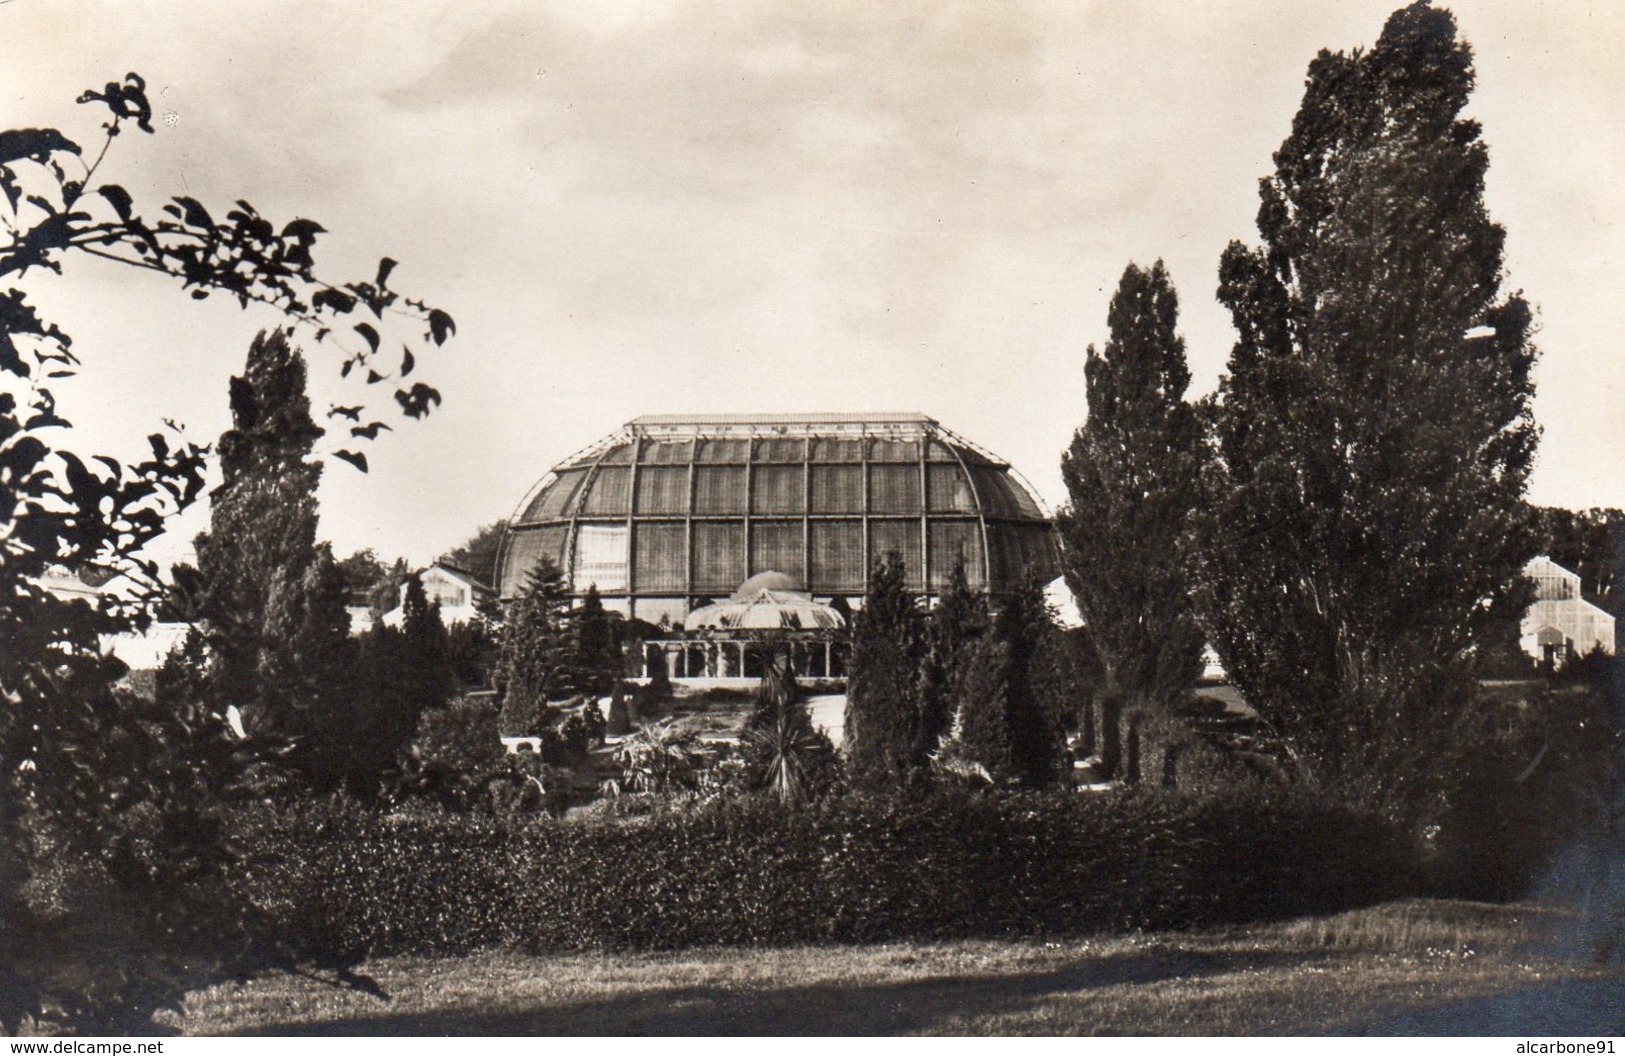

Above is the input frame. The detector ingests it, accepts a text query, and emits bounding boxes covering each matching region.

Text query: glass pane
[927,464,977,513]
[639,439,693,464]
[752,465,805,515]
[928,520,985,591]
[868,438,918,463]
[499,525,568,597]
[868,519,924,589]
[582,466,631,515]
[520,467,585,523]
[809,464,863,513]
[753,438,806,462]
[868,465,922,514]
[695,438,750,463]
[988,523,1055,588]
[971,466,1043,518]
[523,469,586,522]
[573,524,629,592]
[635,466,689,514]
[809,437,864,462]
[808,520,864,593]
[694,465,747,513]
[633,522,686,592]
[692,521,746,592]
[750,521,805,582]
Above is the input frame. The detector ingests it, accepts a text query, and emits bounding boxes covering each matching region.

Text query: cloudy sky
[5,0,1621,568]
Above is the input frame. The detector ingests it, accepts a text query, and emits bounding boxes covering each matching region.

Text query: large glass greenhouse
[495,413,1057,625]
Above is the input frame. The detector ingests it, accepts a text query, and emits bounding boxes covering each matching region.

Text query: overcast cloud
[4,0,1620,568]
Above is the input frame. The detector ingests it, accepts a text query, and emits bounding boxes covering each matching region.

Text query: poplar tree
[1057,261,1205,779]
[1197,1,1539,814]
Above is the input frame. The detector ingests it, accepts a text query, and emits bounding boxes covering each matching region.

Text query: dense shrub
[1422,680,1619,900]
[232,788,1410,959]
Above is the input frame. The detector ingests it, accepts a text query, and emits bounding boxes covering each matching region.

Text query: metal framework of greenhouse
[494,414,1058,637]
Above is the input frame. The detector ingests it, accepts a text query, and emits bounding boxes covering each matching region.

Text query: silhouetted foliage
[335,548,391,609]
[236,788,1411,956]
[0,73,451,1032]
[344,574,456,797]
[402,572,455,713]
[366,556,411,621]
[446,616,500,689]
[606,682,633,737]
[934,577,1071,790]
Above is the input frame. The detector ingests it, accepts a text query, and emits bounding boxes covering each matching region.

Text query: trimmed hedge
[235,790,1411,960]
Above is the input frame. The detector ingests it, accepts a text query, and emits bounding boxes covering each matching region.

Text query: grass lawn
[167,900,1623,1036]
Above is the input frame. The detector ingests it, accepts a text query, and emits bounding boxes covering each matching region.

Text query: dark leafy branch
[0,73,455,1032]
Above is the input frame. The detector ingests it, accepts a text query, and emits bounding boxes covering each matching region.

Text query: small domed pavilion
[644,571,846,680]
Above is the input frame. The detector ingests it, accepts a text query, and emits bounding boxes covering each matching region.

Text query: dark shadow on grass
[1331,975,1625,1036]
[225,947,1330,1036]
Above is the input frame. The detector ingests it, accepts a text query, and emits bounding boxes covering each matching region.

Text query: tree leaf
[394,383,442,419]
[353,322,380,354]
[332,449,369,473]
[0,169,22,213]
[400,346,415,377]
[281,217,326,241]
[428,308,456,346]
[0,128,82,166]
[97,184,134,221]
[376,256,397,288]
[313,288,357,315]
[172,195,213,230]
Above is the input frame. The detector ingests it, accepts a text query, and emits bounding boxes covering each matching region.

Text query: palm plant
[745,647,836,804]
[608,721,706,796]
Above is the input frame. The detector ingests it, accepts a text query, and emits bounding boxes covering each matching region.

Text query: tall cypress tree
[936,635,1012,783]
[920,560,989,759]
[402,572,453,713]
[189,328,355,785]
[997,577,1072,789]
[497,558,577,734]
[1197,2,1539,814]
[572,583,620,697]
[844,554,926,789]
[1057,261,1206,779]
